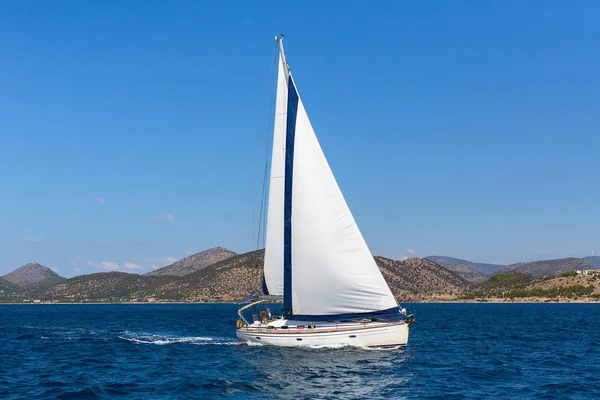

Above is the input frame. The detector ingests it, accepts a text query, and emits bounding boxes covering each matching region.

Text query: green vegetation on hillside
[458,273,536,299]
[477,273,536,291]
[503,285,594,298]
[0,277,23,294]
[561,271,578,277]
[458,271,598,300]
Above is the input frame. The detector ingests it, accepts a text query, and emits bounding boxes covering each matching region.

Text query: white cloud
[95,197,107,205]
[153,214,175,223]
[87,260,119,270]
[73,267,80,273]
[151,264,161,270]
[185,250,193,255]
[399,248,417,260]
[164,257,178,266]
[130,198,138,205]
[123,262,143,270]
[22,237,44,243]
[101,261,119,270]
[50,267,58,273]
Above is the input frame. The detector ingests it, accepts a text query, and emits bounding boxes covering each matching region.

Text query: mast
[262,36,289,298]
[274,34,299,318]
[275,35,290,81]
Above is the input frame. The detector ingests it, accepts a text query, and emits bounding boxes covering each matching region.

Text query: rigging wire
[256,160,269,249]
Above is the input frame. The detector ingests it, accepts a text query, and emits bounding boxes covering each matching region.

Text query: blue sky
[1,1,598,276]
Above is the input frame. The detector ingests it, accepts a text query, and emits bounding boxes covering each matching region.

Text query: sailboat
[236,37,412,348]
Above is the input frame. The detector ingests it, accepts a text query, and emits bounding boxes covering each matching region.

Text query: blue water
[1,304,599,399]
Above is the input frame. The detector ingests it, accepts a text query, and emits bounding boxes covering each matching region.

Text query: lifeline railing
[237,296,283,326]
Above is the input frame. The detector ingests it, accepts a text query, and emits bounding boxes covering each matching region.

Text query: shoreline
[1,299,599,305]
[0,301,230,305]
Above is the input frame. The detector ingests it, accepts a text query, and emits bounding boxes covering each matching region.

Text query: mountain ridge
[438,263,488,284]
[376,257,472,295]
[1,262,66,288]
[425,256,504,275]
[0,277,22,293]
[583,256,600,269]
[5,252,599,303]
[500,257,595,277]
[38,272,180,300]
[28,250,471,302]
[146,247,237,277]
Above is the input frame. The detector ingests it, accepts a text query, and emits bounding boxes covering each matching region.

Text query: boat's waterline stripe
[283,76,299,317]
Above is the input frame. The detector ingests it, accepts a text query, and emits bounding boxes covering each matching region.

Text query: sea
[1,303,599,399]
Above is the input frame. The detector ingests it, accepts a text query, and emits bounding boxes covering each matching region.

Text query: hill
[0,277,22,294]
[375,257,472,296]
[439,264,488,284]
[584,256,600,269]
[35,250,264,302]
[2,262,66,288]
[475,273,537,295]
[35,272,179,300]
[425,256,503,275]
[500,257,595,277]
[147,247,237,276]
[461,272,600,301]
[153,253,472,302]
[518,273,600,299]
[27,250,472,303]
[154,249,265,301]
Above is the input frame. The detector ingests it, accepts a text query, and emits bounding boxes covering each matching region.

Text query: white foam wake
[117,331,240,346]
[306,343,351,349]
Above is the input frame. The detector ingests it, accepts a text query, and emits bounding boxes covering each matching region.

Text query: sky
[1,1,599,277]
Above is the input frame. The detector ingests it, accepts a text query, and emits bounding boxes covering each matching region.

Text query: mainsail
[263,38,398,319]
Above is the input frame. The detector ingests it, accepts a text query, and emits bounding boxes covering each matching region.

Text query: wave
[118,336,213,345]
[117,331,241,346]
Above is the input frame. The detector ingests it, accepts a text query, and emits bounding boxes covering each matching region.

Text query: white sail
[287,78,398,317]
[262,54,287,296]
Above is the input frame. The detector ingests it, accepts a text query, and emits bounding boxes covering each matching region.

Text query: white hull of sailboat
[236,320,409,349]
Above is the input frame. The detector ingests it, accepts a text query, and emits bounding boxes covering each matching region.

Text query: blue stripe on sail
[261,274,270,295]
[289,306,401,322]
[283,76,299,318]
